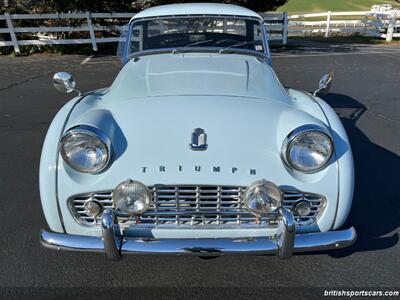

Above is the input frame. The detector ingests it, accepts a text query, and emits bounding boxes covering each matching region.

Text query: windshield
[122,16,267,61]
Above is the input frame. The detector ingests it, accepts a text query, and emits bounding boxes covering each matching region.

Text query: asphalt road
[0,42,399,298]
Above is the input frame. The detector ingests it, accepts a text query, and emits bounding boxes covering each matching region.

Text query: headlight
[282,125,333,173]
[243,180,282,215]
[60,125,111,173]
[113,180,152,215]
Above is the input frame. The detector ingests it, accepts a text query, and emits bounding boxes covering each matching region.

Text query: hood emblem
[189,128,208,151]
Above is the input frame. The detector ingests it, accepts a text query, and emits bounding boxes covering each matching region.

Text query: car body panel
[39,98,80,233]
[287,89,354,230]
[315,97,354,230]
[104,53,290,103]
[130,3,262,21]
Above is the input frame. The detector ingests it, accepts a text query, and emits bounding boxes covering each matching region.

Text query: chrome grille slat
[151,194,243,199]
[117,210,257,216]
[68,185,326,227]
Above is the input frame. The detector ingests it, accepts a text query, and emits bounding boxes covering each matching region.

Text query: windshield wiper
[172,39,214,54]
[218,40,259,54]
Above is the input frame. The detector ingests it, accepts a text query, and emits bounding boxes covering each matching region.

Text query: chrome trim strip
[121,237,276,256]
[40,227,356,257]
[130,15,264,24]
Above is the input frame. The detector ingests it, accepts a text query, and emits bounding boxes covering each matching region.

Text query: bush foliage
[3,0,287,13]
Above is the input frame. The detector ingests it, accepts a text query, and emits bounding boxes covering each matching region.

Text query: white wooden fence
[0,12,288,54]
[262,12,288,45]
[0,10,398,54]
[289,10,400,41]
[0,12,134,53]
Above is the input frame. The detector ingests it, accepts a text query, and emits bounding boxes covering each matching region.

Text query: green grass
[277,0,400,13]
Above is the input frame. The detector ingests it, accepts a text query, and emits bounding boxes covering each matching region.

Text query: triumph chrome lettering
[140,165,257,175]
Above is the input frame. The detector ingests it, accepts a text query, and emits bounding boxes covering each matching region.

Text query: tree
[132,0,288,12]
[10,0,287,13]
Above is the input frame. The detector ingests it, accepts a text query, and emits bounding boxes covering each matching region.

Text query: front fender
[314,98,355,230]
[287,89,354,230]
[39,98,81,233]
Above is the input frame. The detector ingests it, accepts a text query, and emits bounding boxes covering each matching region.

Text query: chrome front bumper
[40,209,356,260]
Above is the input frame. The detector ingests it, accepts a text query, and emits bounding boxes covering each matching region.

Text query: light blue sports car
[40,3,356,260]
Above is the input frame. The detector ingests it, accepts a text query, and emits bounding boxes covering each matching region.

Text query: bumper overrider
[40,208,356,260]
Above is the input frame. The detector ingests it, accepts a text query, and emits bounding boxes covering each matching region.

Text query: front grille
[281,189,327,226]
[68,185,326,228]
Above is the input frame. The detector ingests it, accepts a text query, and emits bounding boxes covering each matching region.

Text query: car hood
[62,95,334,189]
[103,53,291,104]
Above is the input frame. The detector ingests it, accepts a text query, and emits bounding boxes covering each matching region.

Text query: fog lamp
[243,180,282,215]
[83,200,102,217]
[113,180,152,215]
[294,201,311,216]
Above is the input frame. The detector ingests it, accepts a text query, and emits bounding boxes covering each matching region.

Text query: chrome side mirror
[53,72,81,95]
[313,72,334,96]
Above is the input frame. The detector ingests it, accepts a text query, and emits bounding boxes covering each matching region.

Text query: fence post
[325,11,331,38]
[386,12,396,42]
[363,13,367,35]
[4,13,20,54]
[223,18,227,33]
[282,12,288,46]
[86,12,98,51]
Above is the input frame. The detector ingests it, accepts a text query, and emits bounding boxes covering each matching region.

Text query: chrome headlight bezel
[282,124,334,174]
[59,125,111,174]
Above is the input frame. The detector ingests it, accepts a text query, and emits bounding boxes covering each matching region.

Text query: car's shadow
[318,93,399,258]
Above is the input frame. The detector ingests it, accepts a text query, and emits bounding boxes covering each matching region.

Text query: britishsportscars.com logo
[324,289,399,297]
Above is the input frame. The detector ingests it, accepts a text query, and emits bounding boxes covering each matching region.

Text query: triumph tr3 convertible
[40,3,356,260]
